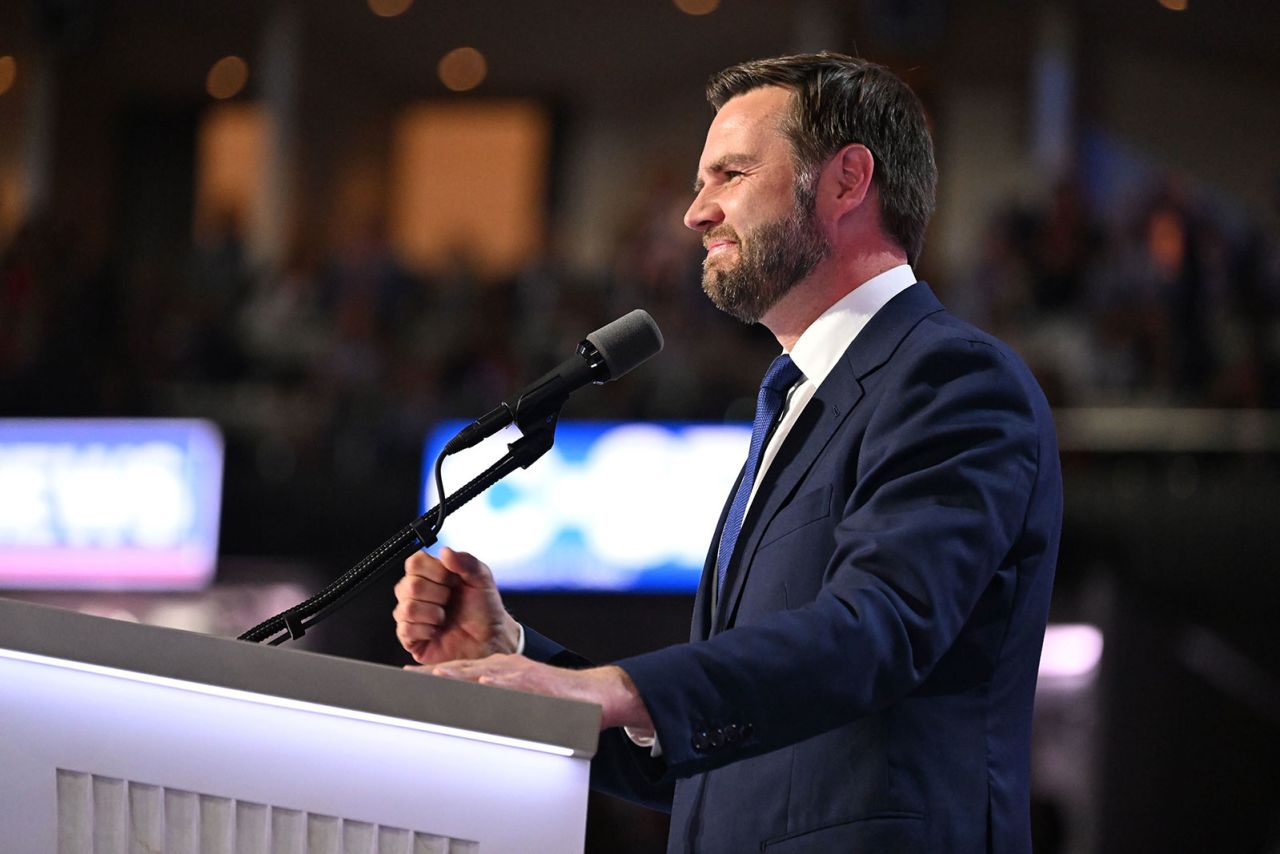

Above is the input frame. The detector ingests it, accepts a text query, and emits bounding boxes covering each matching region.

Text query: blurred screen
[0,419,224,590]
[423,421,750,591]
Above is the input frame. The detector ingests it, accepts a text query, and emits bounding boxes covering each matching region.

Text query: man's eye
[724,171,744,180]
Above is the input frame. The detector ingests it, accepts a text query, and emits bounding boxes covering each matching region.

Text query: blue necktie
[716,353,804,596]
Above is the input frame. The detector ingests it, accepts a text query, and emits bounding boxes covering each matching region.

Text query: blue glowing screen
[423,421,750,592]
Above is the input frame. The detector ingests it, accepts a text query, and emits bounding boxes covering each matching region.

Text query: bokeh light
[0,56,16,97]
[674,0,720,15]
[206,56,249,100]
[1157,0,1188,10]
[438,47,487,93]
[367,0,414,18]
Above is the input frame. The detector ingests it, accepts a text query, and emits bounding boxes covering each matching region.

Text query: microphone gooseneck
[443,309,663,454]
[237,309,664,646]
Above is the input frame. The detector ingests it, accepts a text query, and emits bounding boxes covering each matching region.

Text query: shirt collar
[787,265,917,387]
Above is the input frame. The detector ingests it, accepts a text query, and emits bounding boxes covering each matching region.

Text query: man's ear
[827,143,875,213]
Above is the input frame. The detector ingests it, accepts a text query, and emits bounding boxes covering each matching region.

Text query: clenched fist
[392,547,520,665]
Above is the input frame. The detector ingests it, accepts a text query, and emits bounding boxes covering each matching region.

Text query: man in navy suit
[394,53,1061,853]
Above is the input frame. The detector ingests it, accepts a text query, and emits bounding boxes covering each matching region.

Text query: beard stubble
[701,190,830,324]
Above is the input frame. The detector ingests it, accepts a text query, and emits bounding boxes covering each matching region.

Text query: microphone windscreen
[585,309,664,380]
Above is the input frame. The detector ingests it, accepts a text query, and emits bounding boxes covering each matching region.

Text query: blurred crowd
[0,177,779,493]
[3,170,1280,497]
[938,178,1280,410]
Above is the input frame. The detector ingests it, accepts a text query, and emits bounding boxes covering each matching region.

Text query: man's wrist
[593,665,654,731]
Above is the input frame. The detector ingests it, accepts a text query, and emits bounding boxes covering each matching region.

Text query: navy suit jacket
[526,282,1061,853]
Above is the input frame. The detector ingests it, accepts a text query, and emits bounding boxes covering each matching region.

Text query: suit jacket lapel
[692,465,742,641]
[713,282,946,633]
[713,378,859,633]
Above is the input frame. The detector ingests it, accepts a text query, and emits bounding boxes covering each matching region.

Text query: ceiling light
[674,0,720,15]
[438,47,487,93]
[206,56,249,100]
[368,0,414,18]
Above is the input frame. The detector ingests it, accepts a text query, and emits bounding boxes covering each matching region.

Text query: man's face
[685,86,829,324]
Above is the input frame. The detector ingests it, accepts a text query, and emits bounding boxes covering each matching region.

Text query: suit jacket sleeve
[521,625,678,812]
[614,335,1045,779]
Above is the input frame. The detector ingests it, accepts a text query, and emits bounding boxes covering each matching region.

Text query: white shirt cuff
[624,727,663,757]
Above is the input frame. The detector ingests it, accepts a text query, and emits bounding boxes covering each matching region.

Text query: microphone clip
[508,340,603,435]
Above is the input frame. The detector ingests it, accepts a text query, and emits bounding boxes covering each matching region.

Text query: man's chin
[701,255,735,280]
[702,276,766,325]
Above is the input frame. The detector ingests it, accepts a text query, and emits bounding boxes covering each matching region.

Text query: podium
[0,597,599,853]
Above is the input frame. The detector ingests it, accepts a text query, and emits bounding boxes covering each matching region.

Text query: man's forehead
[697,86,793,168]
[707,86,793,139]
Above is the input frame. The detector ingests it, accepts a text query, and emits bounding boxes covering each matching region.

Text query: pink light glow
[0,548,213,588]
[1038,623,1104,679]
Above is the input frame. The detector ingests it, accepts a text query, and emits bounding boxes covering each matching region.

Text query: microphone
[443,309,663,454]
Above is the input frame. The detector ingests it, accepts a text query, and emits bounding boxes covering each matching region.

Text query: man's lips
[705,238,738,257]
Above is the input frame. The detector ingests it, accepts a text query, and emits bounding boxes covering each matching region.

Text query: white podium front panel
[53,769,479,853]
[0,598,599,853]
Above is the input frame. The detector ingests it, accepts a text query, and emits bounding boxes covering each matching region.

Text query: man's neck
[763,249,909,350]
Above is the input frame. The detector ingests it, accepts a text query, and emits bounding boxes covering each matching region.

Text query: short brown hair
[707,52,937,265]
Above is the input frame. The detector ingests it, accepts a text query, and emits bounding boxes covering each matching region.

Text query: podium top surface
[0,596,600,758]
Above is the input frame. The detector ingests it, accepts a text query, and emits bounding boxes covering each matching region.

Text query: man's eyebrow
[691,154,754,194]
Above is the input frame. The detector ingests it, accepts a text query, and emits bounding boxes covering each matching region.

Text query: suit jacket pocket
[758,485,832,550]
[762,811,926,853]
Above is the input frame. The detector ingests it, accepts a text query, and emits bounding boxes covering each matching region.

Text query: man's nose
[684,191,722,232]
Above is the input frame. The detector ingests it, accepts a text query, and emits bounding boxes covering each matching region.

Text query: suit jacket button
[723,724,740,744]
[709,728,725,748]
[692,730,710,752]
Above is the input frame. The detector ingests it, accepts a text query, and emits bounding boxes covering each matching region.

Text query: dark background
[3,1,1280,851]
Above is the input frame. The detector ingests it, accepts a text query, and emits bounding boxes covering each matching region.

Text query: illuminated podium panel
[0,598,599,853]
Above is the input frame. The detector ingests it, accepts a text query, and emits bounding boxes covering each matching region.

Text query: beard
[701,190,830,324]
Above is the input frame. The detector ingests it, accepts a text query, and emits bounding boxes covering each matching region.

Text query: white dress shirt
[717,263,918,605]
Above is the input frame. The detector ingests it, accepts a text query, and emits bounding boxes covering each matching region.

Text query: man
[394,53,1061,853]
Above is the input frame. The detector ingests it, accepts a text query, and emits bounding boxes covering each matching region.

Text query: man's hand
[393,547,520,665]
[413,656,655,733]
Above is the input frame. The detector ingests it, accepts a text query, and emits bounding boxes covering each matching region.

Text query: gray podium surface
[0,596,599,757]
